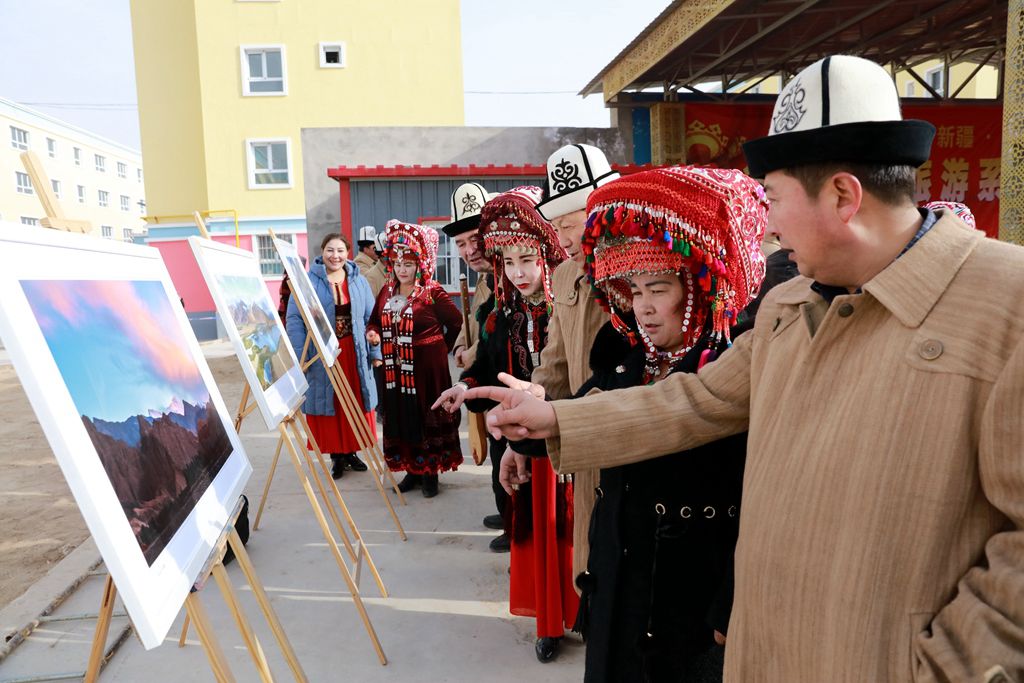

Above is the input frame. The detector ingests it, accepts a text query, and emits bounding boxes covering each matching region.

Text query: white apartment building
[0,97,146,241]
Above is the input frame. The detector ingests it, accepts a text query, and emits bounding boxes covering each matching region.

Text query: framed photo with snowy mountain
[274,235,339,367]
[188,237,307,429]
[0,223,251,650]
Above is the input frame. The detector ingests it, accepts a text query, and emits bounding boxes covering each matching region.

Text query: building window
[117,161,127,178]
[240,46,286,95]
[21,217,39,226]
[77,185,86,203]
[74,147,82,166]
[924,66,944,96]
[246,138,291,188]
[122,228,133,241]
[95,154,106,172]
[904,81,915,97]
[319,42,346,68]
[101,225,113,238]
[51,179,61,199]
[137,167,143,182]
[256,233,292,275]
[98,190,109,207]
[47,138,56,158]
[120,195,130,211]
[10,126,29,150]
[15,171,33,195]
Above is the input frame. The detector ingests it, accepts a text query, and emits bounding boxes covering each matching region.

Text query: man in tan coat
[470,55,1024,682]
[521,143,617,582]
[354,227,387,298]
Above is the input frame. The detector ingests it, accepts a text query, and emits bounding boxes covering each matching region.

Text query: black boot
[397,473,420,492]
[535,637,561,663]
[489,532,511,553]
[421,474,439,498]
[482,514,504,530]
[344,453,368,472]
[330,454,344,480]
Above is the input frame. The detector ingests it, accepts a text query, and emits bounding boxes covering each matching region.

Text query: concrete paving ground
[0,342,583,682]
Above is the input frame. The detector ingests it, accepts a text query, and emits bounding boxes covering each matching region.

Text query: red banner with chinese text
[684,102,1002,238]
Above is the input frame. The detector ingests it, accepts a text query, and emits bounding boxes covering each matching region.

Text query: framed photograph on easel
[0,223,251,649]
[188,237,308,429]
[274,235,339,365]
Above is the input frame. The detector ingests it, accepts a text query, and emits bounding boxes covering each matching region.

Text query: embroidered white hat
[357,225,376,245]
[743,55,935,178]
[442,182,493,237]
[535,144,619,221]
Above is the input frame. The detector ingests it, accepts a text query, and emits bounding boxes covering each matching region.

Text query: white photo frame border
[274,236,339,367]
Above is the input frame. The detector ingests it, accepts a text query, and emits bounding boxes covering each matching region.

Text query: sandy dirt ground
[0,354,244,611]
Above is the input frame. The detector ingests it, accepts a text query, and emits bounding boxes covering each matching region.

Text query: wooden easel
[86,500,308,682]
[20,150,92,232]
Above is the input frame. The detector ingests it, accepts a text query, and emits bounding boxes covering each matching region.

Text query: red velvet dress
[368,280,463,475]
[305,279,375,453]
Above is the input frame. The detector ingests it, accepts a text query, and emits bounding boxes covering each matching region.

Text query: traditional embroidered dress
[460,187,578,638]
[369,220,463,475]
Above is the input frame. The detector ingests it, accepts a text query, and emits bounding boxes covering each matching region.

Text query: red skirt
[306,335,376,454]
[509,457,578,638]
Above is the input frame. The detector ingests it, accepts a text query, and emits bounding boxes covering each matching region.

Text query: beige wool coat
[529,258,609,581]
[451,276,492,368]
[548,212,1024,682]
[354,252,387,299]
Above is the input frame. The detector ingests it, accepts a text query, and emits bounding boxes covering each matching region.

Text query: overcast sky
[0,0,668,151]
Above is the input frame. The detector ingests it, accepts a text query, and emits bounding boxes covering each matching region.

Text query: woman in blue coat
[287,233,381,479]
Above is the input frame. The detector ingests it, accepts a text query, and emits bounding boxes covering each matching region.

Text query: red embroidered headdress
[479,186,568,312]
[581,166,768,366]
[380,219,439,287]
[923,200,977,230]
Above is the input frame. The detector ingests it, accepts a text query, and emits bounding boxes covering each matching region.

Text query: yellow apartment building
[0,97,146,240]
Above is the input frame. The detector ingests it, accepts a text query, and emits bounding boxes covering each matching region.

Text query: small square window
[15,171,33,195]
[21,216,39,226]
[77,185,86,203]
[247,138,291,188]
[120,195,130,212]
[101,225,113,238]
[10,126,29,150]
[95,154,106,172]
[51,179,61,199]
[137,168,143,183]
[122,228,133,241]
[98,189,109,207]
[47,138,56,158]
[74,147,82,165]
[256,233,293,275]
[319,42,346,68]
[241,46,287,96]
[117,162,127,178]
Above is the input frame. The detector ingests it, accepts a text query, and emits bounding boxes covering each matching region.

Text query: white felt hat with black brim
[442,182,493,237]
[535,144,620,221]
[742,55,936,179]
[357,225,377,245]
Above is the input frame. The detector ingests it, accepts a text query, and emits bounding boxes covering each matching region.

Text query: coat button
[837,303,855,317]
[919,339,944,360]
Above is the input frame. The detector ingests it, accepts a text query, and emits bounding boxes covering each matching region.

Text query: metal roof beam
[870,4,1000,67]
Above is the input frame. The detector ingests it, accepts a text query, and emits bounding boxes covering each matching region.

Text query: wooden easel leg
[212,564,273,683]
[297,409,407,543]
[83,576,116,683]
[178,613,190,647]
[278,424,388,665]
[184,593,237,683]
[293,413,393,595]
[227,529,308,682]
[234,384,252,433]
[253,435,284,531]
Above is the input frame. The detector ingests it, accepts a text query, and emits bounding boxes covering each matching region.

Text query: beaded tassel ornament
[581,166,768,382]
[379,219,440,398]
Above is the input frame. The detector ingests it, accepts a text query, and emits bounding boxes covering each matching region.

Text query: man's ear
[830,172,863,224]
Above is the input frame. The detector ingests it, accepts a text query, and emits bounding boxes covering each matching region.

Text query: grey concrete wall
[300,126,630,250]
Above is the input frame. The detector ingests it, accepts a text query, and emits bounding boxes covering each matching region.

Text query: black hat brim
[742,119,936,179]
[441,214,482,238]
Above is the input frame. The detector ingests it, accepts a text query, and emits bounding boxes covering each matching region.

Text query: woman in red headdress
[434,187,578,663]
[367,220,463,498]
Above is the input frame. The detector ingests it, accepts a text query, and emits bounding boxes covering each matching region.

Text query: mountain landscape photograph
[284,253,334,349]
[20,279,233,565]
[214,273,294,390]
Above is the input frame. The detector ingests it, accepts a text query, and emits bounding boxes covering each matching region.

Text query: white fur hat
[535,144,619,221]
[743,55,935,178]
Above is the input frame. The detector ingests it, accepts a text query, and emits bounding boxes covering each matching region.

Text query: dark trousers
[489,435,509,517]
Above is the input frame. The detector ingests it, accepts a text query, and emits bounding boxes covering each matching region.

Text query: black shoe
[397,473,420,493]
[421,474,439,498]
[344,453,368,472]
[482,514,504,530]
[535,637,561,663]
[330,455,344,480]
[489,533,511,553]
